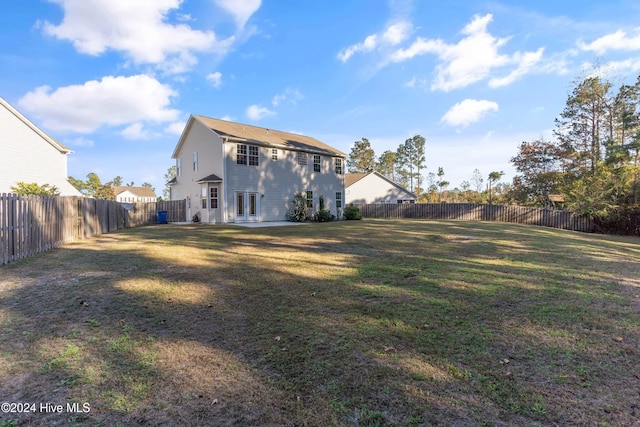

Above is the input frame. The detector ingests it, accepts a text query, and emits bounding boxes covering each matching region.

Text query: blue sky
[3,0,640,195]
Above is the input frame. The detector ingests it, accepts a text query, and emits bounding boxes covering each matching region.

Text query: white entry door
[235,191,260,222]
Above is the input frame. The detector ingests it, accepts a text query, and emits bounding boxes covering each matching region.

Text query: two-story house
[113,186,158,203]
[0,96,81,196]
[169,115,346,223]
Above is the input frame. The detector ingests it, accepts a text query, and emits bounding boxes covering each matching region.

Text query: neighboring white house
[113,186,158,203]
[0,96,81,196]
[345,171,417,204]
[170,115,347,223]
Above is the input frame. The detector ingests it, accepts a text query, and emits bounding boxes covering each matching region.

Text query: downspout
[222,136,228,223]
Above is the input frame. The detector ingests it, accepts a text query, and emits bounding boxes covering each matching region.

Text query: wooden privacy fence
[0,194,186,265]
[354,203,593,232]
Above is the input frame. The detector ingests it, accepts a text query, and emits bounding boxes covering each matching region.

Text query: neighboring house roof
[345,170,418,198]
[0,96,72,155]
[345,172,368,188]
[112,186,157,198]
[172,115,346,159]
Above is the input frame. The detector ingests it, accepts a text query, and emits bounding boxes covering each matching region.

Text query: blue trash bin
[157,210,168,224]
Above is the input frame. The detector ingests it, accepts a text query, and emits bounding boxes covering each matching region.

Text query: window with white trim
[176,159,181,176]
[193,152,198,171]
[210,187,218,209]
[249,146,259,166]
[313,155,321,172]
[297,152,308,165]
[237,144,247,165]
[271,148,278,160]
[306,190,313,209]
[237,144,259,166]
[334,158,343,174]
[336,192,342,209]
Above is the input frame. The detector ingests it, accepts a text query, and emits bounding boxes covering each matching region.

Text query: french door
[235,191,260,221]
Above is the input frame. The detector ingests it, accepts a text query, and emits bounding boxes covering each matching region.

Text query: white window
[210,187,218,209]
[271,148,278,160]
[335,158,343,174]
[297,152,308,165]
[336,192,342,209]
[237,144,247,165]
[313,155,321,172]
[237,144,259,166]
[306,190,313,208]
[249,146,259,166]
[193,152,198,171]
[176,159,181,176]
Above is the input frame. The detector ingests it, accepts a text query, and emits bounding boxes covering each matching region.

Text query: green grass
[0,219,639,426]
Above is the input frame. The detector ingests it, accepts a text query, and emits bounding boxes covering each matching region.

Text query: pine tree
[347,138,376,173]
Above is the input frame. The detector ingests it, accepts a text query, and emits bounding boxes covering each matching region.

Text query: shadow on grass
[0,219,638,426]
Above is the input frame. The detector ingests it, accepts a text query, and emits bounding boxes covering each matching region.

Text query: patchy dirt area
[1,220,639,426]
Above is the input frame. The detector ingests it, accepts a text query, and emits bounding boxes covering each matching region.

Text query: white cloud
[405,77,417,88]
[165,121,186,135]
[121,122,149,140]
[391,14,544,91]
[338,21,412,62]
[246,104,275,121]
[272,88,303,106]
[405,76,428,89]
[18,74,180,133]
[489,48,545,88]
[214,0,261,30]
[382,21,411,45]
[41,0,233,72]
[441,99,499,127]
[578,28,640,54]
[206,71,223,88]
[602,57,640,74]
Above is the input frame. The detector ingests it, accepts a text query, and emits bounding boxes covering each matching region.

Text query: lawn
[0,219,639,426]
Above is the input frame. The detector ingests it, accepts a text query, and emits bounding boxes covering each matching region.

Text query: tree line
[10,173,156,200]
[347,136,505,203]
[68,173,156,200]
[509,72,640,232]
[347,71,640,233]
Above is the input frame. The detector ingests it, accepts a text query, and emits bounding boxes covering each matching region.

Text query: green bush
[288,191,309,222]
[314,195,334,222]
[315,209,334,222]
[10,182,60,196]
[344,204,362,220]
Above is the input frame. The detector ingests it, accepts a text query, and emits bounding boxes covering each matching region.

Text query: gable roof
[112,186,157,198]
[0,96,72,155]
[345,170,418,198]
[197,173,223,183]
[345,173,368,187]
[173,115,346,158]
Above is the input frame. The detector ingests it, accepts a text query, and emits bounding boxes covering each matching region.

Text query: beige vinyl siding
[0,100,80,196]
[170,120,224,222]
[224,144,344,222]
[170,115,346,223]
[346,173,416,204]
